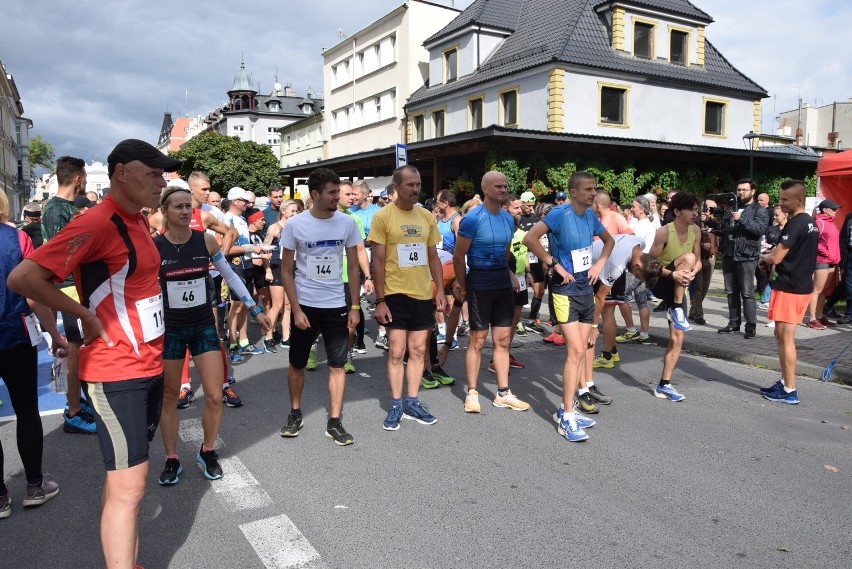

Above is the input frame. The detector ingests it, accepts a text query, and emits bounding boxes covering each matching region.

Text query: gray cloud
[2,0,844,164]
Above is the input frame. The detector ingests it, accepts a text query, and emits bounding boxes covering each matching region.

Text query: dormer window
[633,21,655,59]
[444,47,458,83]
[670,29,689,65]
[269,101,280,112]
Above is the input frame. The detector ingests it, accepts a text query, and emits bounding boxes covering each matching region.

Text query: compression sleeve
[211,251,260,311]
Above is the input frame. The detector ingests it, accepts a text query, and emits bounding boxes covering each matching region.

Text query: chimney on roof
[284,83,296,97]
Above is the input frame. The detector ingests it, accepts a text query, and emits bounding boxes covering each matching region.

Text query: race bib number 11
[136,293,165,343]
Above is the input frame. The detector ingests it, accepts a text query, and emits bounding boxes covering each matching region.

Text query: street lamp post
[743,131,759,179]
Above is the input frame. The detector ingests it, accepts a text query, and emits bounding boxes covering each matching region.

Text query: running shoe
[818,316,836,327]
[23,475,59,507]
[263,339,278,353]
[634,334,650,344]
[383,404,403,431]
[543,332,557,343]
[464,389,481,413]
[762,385,800,404]
[806,319,827,330]
[223,386,243,407]
[158,458,183,485]
[374,335,389,351]
[654,383,685,402]
[280,412,303,437]
[667,307,691,331]
[306,349,318,371]
[457,321,469,337]
[577,392,599,414]
[757,302,769,310]
[0,492,9,519]
[447,338,459,350]
[515,322,527,337]
[63,410,96,435]
[239,344,264,355]
[609,352,621,362]
[420,369,440,389]
[325,423,354,446]
[343,359,356,374]
[430,366,455,385]
[526,320,547,335]
[78,397,95,416]
[509,354,526,369]
[552,405,595,429]
[593,355,614,369]
[353,340,367,354]
[177,387,195,409]
[558,418,589,442]
[825,307,842,318]
[435,332,446,344]
[226,374,236,384]
[278,339,291,349]
[492,390,530,411]
[228,347,244,363]
[588,384,613,405]
[551,334,565,346]
[760,380,784,394]
[615,329,640,343]
[197,448,223,480]
[402,399,437,425]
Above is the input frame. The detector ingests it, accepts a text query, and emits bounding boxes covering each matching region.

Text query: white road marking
[178,417,225,449]
[239,514,326,569]
[210,456,273,510]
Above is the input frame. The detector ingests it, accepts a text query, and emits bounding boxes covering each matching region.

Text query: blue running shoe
[383,405,403,431]
[762,387,800,404]
[552,404,564,424]
[654,383,686,401]
[239,344,264,355]
[197,448,223,480]
[79,398,95,416]
[760,380,783,394]
[402,399,437,425]
[572,410,596,429]
[667,307,691,331]
[558,418,589,442]
[228,347,244,363]
[447,338,459,351]
[435,333,446,344]
[63,410,96,434]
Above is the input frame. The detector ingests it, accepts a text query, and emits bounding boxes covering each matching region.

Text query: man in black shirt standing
[759,180,818,404]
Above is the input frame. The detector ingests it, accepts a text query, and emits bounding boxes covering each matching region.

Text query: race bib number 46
[166,278,206,309]
[136,293,165,343]
[397,242,427,268]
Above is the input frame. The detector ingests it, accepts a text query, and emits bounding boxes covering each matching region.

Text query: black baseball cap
[107,139,181,177]
[818,199,841,211]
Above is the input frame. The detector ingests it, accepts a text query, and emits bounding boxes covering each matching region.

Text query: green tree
[171,133,280,196]
[29,135,55,175]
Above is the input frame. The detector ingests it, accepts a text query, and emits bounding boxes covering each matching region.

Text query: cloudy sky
[2,0,848,165]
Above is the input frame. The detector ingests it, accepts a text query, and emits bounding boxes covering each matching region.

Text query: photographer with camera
[717,179,769,339]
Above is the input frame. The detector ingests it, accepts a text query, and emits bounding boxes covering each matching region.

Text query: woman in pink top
[807,199,841,329]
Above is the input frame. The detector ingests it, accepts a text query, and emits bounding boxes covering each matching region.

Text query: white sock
[639,331,649,338]
[564,411,576,425]
[578,387,590,396]
[180,383,191,390]
[626,327,637,333]
[783,386,795,393]
[438,323,446,335]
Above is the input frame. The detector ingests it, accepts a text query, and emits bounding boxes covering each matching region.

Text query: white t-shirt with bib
[592,234,645,286]
[281,210,362,308]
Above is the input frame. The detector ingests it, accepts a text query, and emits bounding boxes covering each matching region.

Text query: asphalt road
[1,325,851,568]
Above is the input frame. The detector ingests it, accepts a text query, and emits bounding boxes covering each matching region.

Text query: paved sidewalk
[638,270,852,385]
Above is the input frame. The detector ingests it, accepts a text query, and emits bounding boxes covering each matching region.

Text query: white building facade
[319,0,460,160]
[0,61,32,218]
[406,0,765,150]
[777,100,852,150]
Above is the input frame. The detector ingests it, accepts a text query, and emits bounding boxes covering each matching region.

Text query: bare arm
[203,211,237,255]
[345,246,362,330]
[452,235,472,298]
[356,242,374,295]
[428,245,447,312]
[280,248,309,331]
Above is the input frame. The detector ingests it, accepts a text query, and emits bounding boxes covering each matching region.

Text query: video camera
[703,192,739,233]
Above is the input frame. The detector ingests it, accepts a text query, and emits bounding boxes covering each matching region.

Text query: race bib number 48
[397,242,427,268]
[136,293,165,343]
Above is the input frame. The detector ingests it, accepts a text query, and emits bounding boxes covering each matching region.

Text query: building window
[432,110,445,138]
[598,82,630,127]
[232,125,245,140]
[633,21,655,59]
[670,30,688,65]
[285,135,291,150]
[704,98,727,137]
[412,114,425,142]
[267,127,280,147]
[444,47,458,83]
[468,97,484,130]
[499,88,519,127]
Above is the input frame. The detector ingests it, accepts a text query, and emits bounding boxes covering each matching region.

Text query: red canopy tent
[818,150,852,229]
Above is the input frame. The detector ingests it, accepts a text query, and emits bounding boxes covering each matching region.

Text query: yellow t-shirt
[368,203,441,300]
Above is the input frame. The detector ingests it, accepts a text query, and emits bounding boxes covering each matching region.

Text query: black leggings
[0,342,43,488]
